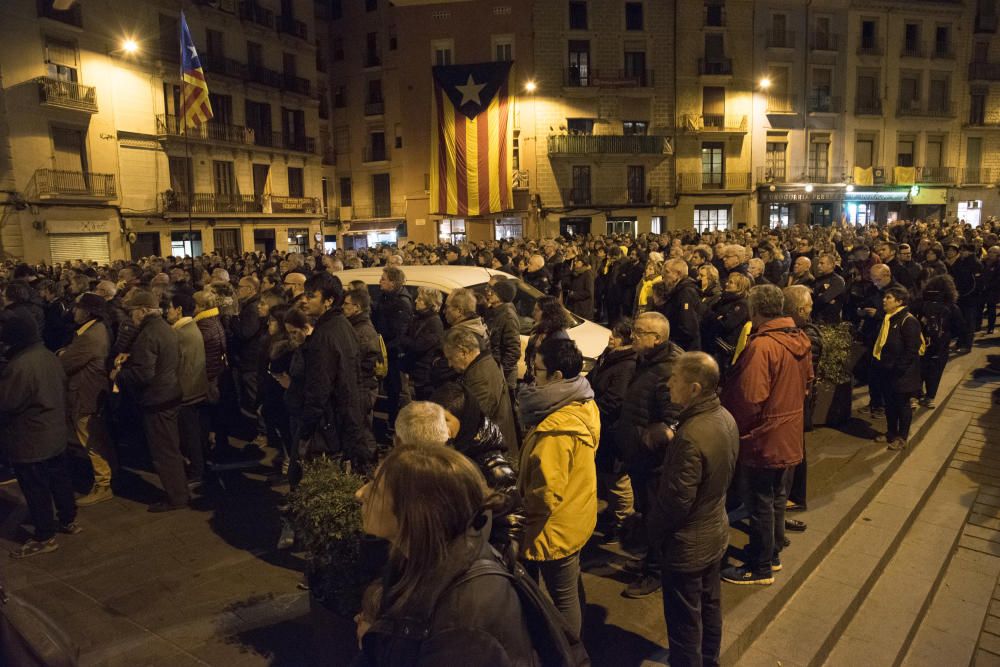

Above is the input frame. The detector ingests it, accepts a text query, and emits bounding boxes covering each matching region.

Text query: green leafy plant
[287,458,370,616]
[816,323,854,387]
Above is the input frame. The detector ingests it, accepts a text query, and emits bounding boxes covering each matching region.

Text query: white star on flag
[456,74,486,107]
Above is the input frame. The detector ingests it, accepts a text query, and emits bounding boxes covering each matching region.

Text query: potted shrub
[812,323,856,427]
[287,458,381,664]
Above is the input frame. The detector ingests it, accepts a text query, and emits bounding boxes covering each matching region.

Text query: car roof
[338,265,507,290]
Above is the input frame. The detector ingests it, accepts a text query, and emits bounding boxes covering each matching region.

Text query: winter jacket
[0,343,67,463]
[950,254,984,301]
[721,317,813,469]
[517,398,600,561]
[611,341,683,465]
[888,258,921,291]
[485,302,522,387]
[59,318,110,418]
[374,288,413,355]
[873,308,923,394]
[522,267,552,296]
[812,271,846,324]
[452,316,490,351]
[701,292,748,364]
[565,268,595,319]
[763,259,788,286]
[116,314,182,410]
[349,311,382,396]
[647,394,738,573]
[42,298,74,351]
[587,346,637,461]
[4,301,44,340]
[655,277,702,351]
[400,309,444,393]
[194,308,227,382]
[172,317,209,405]
[462,351,519,459]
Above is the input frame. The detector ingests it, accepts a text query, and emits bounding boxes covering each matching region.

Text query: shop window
[495,217,523,240]
[439,218,466,244]
[694,205,729,232]
[606,219,636,235]
[287,227,309,253]
[769,204,791,228]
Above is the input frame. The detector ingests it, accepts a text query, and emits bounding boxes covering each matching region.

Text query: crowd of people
[1,215,998,666]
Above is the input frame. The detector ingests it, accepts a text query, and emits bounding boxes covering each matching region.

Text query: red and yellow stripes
[430,73,513,216]
[182,69,213,128]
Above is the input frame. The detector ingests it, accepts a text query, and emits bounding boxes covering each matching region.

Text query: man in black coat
[374,267,413,428]
[885,243,921,291]
[948,243,985,349]
[298,273,371,474]
[657,259,702,351]
[812,253,846,324]
[484,280,522,389]
[565,257,596,320]
[647,352,738,667]
[0,312,78,558]
[231,276,263,410]
[114,290,190,512]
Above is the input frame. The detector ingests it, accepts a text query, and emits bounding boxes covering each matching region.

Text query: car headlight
[582,357,596,374]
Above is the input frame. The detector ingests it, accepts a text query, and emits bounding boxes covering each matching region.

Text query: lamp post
[754,77,771,227]
[524,80,539,237]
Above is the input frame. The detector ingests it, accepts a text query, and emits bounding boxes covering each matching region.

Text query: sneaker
[76,486,113,507]
[601,522,623,545]
[621,558,644,575]
[58,522,82,535]
[771,555,783,572]
[623,574,662,598]
[874,434,888,443]
[10,538,58,559]
[909,398,918,410]
[721,564,774,586]
[887,438,907,451]
[869,406,885,418]
[785,518,807,532]
[923,399,936,409]
[785,501,807,513]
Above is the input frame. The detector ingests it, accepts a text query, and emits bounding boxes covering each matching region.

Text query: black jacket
[702,292,749,365]
[612,341,683,465]
[0,343,68,463]
[656,278,702,351]
[349,312,382,395]
[523,267,552,296]
[874,307,923,394]
[42,299,73,351]
[950,254,984,301]
[462,351,519,459]
[400,309,444,392]
[117,314,182,410]
[888,258,921,291]
[485,302,522,387]
[648,395,738,572]
[375,288,413,355]
[565,269,595,319]
[812,271,846,324]
[587,346,637,468]
[230,296,263,370]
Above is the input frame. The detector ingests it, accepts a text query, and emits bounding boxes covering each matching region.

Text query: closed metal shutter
[49,233,110,265]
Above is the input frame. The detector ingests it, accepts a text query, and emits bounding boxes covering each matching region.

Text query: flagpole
[180,8,194,257]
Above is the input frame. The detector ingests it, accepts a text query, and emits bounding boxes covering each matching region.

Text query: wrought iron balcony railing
[896,100,956,118]
[969,62,1000,81]
[161,192,263,214]
[156,114,255,145]
[364,100,385,116]
[678,172,751,192]
[37,77,97,112]
[277,15,307,39]
[560,187,662,207]
[681,114,747,132]
[766,94,798,113]
[239,1,274,28]
[350,202,406,219]
[960,168,994,184]
[563,68,653,87]
[809,32,840,51]
[698,58,733,75]
[547,135,670,155]
[855,98,883,115]
[766,30,795,49]
[33,169,116,199]
[807,94,841,113]
[37,0,82,26]
[915,166,957,184]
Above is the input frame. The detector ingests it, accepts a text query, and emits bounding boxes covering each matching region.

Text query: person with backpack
[871,286,923,451]
[914,275,964,409]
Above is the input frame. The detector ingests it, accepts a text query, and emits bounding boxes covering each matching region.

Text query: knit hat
[123,289,159,310]
[491,280,517,304]
[75,292,107,317]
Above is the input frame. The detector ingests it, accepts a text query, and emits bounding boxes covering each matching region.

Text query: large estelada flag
[180,11,214,128]
[430,62,514,216]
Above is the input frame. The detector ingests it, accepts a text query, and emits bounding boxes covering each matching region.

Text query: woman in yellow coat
[517,336,600,636]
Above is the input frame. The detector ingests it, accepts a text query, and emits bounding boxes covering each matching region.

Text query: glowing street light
[121,38,139,54]
[759,77,771,90]
[805,184,814,193]
[525,80,537,93]
[846,184,855,193]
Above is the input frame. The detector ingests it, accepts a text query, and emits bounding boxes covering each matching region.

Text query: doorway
[213,228,241,256]
[559,216,591,237]
[131,232,161,260]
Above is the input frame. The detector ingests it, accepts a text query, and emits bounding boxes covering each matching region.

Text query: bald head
[871,263,892,288]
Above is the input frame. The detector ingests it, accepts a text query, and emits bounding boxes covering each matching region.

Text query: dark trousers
[523,551,585,637]
[788,441,807,507]
[143,407,190,506]
[921,355,948,400]
[13,453,76,541]
[986,299,998,334]
[178,403,204,482]
[868,357,888,409]
[384,358,404,428]
[885,390,914,442]
[743,466,791,575]
[630,464,661,576]
[661,561,722,667]
[958,301,978,348]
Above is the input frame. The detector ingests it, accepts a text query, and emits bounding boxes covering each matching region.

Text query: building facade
[0,0,331,263]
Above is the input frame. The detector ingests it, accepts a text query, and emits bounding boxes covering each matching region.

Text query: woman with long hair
[523,295,572,385]
[354,446,535,665]
[697,264,722,310]
[400,286,445,400]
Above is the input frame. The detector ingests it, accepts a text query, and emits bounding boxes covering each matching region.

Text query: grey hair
[443,326,482,355]
[417,287,442,312]
[394,401,450,448]
[782,285,813,317]
[636,311,670,342]
[447,288,477,317]
[673,351,720,395]
[748,284,785,319]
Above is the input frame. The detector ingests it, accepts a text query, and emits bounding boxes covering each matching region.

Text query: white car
[337,265,610,377]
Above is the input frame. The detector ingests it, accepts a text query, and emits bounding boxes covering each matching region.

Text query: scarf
[517,375,594,431]
[75,318,98,337]
[731,320,753,364]
[873,305,904,360]
[194,307,220,322]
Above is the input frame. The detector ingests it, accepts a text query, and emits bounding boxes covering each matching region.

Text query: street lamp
[121,38,139,55]
[525,80,537,93]
[805,184,814,193]
[759,77,771,90]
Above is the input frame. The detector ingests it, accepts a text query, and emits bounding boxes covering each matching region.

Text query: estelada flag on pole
[180,11,214,128]
[430,62,514,216]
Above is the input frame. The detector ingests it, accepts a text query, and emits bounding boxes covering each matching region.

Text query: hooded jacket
[656,277,702,351]
[721,317,813,469]
[400,308,444,392]
[452,316,490,351]
[517,396,600,561]
[611,341,683,465]
[59,318,110,418]
[173,317,209,405]
[0,337,67,464]
[484,302,522,387]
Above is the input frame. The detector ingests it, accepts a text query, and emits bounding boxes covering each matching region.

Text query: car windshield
[470,281,583,336]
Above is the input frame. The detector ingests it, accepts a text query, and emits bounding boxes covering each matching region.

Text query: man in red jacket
[720,284,814,585]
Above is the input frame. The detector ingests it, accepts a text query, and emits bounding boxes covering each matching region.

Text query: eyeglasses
[633,329,657,338]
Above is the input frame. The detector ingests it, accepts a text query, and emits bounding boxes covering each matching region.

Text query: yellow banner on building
[894,166,916,185]
[853,166,874,185]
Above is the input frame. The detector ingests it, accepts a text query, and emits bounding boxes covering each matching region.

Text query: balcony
[932,46,955,59]
[855,98,883,115]
[156,114,255,146]
[350,202,406,219]
[269,195,321,213]
[766,94,797,113]
[560,187,662,207]
[757,166,788,184]
[279,134,316,153]
[248,65,283,88]
[33,169,116,200]
[969,62,1000,81]
[678,172,751,192]
[37,78,97,113]
[512,169,530,189]
[698,58,733,76]
[563,69,654,87]
[203,55,249,80]
[896,100,956,118]
[681,114,747,133]
[961,168,995,184]
[277,15,307,40]
[900,45,924,58]
[914,166,956,184]
[857,44,883,56]
[282,74,311,96]
[363,145,389,162]
[364,52,383,68]
[161,192,263,214]
[756,166,841,184]
[364,100,385,116]
[547,134,671,156]
[239,2,274,29]
[850,165,889,184]
[809,32,840,51]
[766,30,796,49]
[807,94,841,113]
[37,0,82,27]
[976,14,998,33]
[322,146,336,165]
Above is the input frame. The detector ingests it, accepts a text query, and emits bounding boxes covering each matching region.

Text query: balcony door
[701,142,724,188]
[702,86,726,128]
[213,229,241,257]
[627,165,646,204]
[568,41,590,86]
[572,165,591,204]
[214,160,236,195]
[52,126,87,174]
[253,163,270,197]
[373,173,391,217]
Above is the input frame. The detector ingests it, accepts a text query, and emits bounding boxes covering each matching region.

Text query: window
[705,2,724,27]
[395,124,403,149]
[287,228,309,254]
[623,120,648,135]
[245,100,272,146]
[765,140,787,180]
[281,107,305,148]
[694,206,729,232]
[769,204,791,228]
[860,19,878,50]
[627,165,646,204]
[855,135,876,168]
[926,136,944,168]
[569,1,587,30]
[206,29,224,60]
[169,156,193,193]
[334,86,346,108]
[331,0,342,19]
[929,77,949,112]
[365,0,377,11]
[701,142,724,187]
[568,40,590,86]
[334,126,350,154]
[567,118,595,134]
[365,33,380,67]
[625,2,643,30]
[651,216,662,234]
[897,137,915,167]
[770,13,790,47]
[333,37,344,61]
[934,25,951,56]
[208,93,232,125]
[432,39,454,66]
[213,161,235,195]
[367,79,383,104]
[495,217,523,240]
[158,14,179,61]
[971,91,986,125]
[51,126,89,181]
[171,231,202,257]
[339,177,353,206]
[903,23,920,54]
[493,35,514,62]
[856,72,880,113]
[45,37,78,82]
[702,86,725,126]
[571,166,591,204]
[252,164,269,197]
[372,173,391,217]
[606,219,636,235]
[623,50,647,85]
[439,218,467,244]
[899,74,921,110]
[809,134,830,181]
[368,131,386,161]
[247,41,263,69]
[810,68,833,111]
[813,16,833,49]
[287,167,304,197]
[283,52,297,78]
